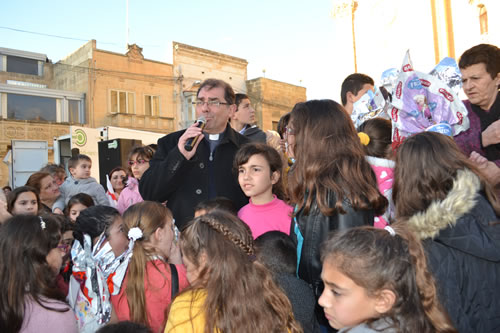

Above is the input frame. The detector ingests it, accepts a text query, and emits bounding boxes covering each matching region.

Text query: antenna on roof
[126,0,130,49]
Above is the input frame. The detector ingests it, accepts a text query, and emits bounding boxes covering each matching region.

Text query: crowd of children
[0,43,499,333]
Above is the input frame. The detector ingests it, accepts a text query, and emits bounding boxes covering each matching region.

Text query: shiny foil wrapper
[70,233,135,332]
[429,57,463,96]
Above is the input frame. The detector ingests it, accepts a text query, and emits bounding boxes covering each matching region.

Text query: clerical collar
[208,134,220,140]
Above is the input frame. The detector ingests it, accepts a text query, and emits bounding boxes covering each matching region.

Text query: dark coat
[139,125,250,230]
[292,194,374,296]
[275,273,320,333]
[291,193,374,328]
[407,169,500,333]
[243,125,267,143]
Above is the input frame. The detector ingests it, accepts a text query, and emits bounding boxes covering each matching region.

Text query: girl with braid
[165,210,303,333]
[319,224,457,333]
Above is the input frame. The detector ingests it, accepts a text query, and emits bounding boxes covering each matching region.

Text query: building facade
[0,42,306,187]
[172,42,249,128]
[54,40,176,133]
[247,78,306,131]
[0,47,85,186]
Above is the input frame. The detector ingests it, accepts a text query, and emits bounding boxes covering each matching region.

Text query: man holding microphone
[140,79,249,230]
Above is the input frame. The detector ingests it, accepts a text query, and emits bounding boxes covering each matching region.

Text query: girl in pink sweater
[234,143,292,239]
[117,146,154,215]
[357,118,395,228]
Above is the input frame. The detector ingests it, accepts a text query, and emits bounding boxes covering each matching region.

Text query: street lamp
[331,0,359,72]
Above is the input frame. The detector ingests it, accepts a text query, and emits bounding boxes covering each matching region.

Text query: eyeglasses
[57,243,70,253]
[285,126,295,135]
[192,100,230,108]
[128,159,149,166]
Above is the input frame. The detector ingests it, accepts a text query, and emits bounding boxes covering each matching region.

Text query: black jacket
[275,273,320,333]
[139,125,250,230]
[291,193,374,329]
[292,194,374,296]
[407,169,500,333]
[243,125,267,143]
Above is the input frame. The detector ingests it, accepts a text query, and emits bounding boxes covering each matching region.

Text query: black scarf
[471,91,500,161]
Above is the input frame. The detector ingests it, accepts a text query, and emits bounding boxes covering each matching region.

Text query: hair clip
[248,254,257,262]
[358,132,370,146]
[384,225,396,237]
[39,216,46,230]
[128,227,143,241]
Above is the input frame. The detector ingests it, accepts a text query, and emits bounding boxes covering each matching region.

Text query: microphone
[184,116,206,151]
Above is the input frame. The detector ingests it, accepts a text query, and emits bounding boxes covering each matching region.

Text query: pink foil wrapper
[390,51,469,147]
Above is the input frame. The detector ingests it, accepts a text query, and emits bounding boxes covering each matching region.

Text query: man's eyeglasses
[192,100,230,108]
[128,159,149,166]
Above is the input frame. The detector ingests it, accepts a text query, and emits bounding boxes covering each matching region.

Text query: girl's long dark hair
[172,210,303,333]
[393,132,500,219]
[0,214,66,333]
[321,224,457,333]
[287,100,387,216]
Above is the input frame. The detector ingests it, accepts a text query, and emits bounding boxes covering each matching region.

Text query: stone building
[0,41,306,187]
[0,47,84,187]
[247,78,306,131]
[54,40,176,133]
[172,42,306,132]
[172,42,248,128]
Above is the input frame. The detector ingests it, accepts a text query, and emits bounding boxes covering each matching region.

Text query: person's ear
[228,104,237,118]
[271,170,280,185]
[230,108,238,120]
[153,226,163,243]
[494,72,500,85]
[374,289,396,314]
[346,91,356,104]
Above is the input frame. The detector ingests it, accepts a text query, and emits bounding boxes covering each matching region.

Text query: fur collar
[407,169,480,240]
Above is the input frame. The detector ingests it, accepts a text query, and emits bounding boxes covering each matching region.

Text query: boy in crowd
[340,73,374,115]
[53,154,109,213]
[193,197,238,217]
[255,231,320,333]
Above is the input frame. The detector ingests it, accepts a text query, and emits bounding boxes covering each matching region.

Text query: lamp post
[331,0,359,72]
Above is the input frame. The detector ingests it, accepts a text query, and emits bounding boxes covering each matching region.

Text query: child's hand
[53,208,64,215]
[469,151,488,167]
[168,241,182,265]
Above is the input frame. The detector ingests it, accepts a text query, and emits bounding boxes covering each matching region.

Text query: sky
[0,0,343,100]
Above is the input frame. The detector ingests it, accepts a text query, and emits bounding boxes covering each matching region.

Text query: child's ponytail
[394,224,457,333]
[126,238,149,325]
[121,201,174,326]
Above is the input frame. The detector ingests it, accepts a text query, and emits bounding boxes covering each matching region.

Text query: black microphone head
[196,116,206,124]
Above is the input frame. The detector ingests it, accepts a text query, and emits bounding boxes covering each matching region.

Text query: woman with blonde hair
[111,201,188,333]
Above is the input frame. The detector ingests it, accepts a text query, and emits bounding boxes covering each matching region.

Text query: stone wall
[172,42,248,129]
[246,78,306,131]
[0,120,70,187]
[91,47,175,132]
